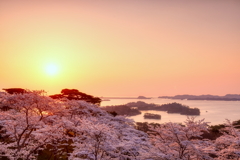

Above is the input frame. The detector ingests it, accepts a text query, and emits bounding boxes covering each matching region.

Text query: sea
[101,98,240,126]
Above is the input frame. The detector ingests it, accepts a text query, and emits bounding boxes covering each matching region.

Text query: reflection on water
[101,98,240,125]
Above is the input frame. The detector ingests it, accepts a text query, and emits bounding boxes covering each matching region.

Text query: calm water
[101,98,240,125]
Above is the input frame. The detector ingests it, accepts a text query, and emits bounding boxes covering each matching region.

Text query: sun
[45,64,59,76]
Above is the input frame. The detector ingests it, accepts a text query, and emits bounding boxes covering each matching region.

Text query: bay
[101,98,240,125]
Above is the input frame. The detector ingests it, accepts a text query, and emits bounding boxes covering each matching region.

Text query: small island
[137,96,151,99]
[158,94,240,101]
[144,113,161,119]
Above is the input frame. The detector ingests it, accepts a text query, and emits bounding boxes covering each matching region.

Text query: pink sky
[0,0,240,96]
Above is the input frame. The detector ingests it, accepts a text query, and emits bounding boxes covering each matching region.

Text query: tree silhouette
[3,88,26,94]
[49,89,102,105]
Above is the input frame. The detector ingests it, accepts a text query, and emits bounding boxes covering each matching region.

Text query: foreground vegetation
[0,90,240,159]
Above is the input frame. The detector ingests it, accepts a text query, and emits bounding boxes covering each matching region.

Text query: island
[100,96,151,99]
[102,105,141,116]
[144,113,161,119]
[158,94,240,101]
[137,96,151,99]
[126,101,200,115]
[102,101,200,116]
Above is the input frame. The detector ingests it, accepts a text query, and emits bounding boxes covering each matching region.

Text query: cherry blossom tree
[209,119,240,159]
[61,100,150,160]
[148,117,213,159]
[0,90,151,160]
[0,90,68,159]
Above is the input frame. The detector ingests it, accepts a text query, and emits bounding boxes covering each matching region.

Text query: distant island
[144,113,161,119]
[159,94,240,101]
[137,96,151,99]
[103,101,200,116]
[101,96,151,99]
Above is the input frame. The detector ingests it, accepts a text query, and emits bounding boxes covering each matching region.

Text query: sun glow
[45,64,59,76]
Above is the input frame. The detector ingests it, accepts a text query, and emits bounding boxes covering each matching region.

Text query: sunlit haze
[0,0,239,96]
[45,63,59,76]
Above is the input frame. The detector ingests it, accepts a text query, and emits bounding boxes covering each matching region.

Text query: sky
[0,0,240,97]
